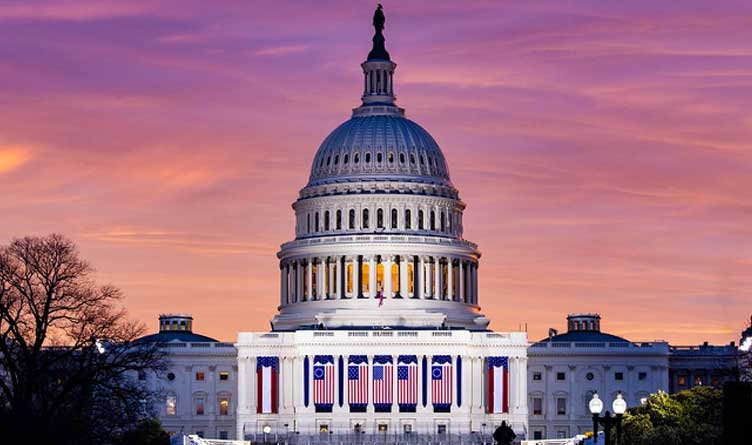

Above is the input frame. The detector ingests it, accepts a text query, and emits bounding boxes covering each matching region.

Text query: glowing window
[196,397,205,415]
[195,372,205,381]
[219,371,229,381]
[361,263,370,294]
[166,395,176,416]
[219,397,229,416]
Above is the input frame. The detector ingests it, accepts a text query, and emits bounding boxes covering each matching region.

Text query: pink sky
[1,0,750,344]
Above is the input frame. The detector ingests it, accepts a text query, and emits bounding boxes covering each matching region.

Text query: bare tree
[0,234,165,445]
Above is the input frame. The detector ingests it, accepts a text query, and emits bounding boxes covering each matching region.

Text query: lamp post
[589,392,627,445]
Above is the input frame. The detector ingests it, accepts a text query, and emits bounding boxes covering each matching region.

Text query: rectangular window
[615,372,624,381]
[219,397,229,416]
[219,371,229,381]
[347,263,353,293]
[166,396,176,416]
[711,375,719,386]
[533,372,542,381]
[556,372,566,381]
[678,376,686,385]
[533,397,543,415]
[638,372,647,381]
[195,371,205,381]
[219,432,228,440]
[556,397,566,415]
[533,431,543,440]
[694,376,702,386]
[196,397,205,415]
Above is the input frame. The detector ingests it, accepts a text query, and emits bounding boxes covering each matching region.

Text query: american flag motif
[348,356,369,408]
[431,355,453,408]
[372,356,393,407]
[397,355,418,408]
[487,356,509,413]
[313,355,334,407]
[256,356,278,414]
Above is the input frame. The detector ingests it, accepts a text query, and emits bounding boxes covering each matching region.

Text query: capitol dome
[307,115,452,188]
[272,8,487,331]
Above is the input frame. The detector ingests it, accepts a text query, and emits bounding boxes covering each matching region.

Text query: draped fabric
[256,356,278,414]
[432,355,452,411]
[372,355,393,411]
[397,355,418,411]
[487,356,509,413]
[348,355,368,411]
[313,355,334,411]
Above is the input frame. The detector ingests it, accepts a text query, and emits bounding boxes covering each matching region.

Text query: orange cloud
[0,146,32,174]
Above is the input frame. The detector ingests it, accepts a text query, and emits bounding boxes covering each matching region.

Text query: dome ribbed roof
[307,114,452,187]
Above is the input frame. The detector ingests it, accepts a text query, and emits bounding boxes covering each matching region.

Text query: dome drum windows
[349,209,356,229]
[324,211,330,231]
[377,208,384,229]
[336,210,342,230]
[391,209,398,229]
[405,209,412,229]
[362,209,369,229]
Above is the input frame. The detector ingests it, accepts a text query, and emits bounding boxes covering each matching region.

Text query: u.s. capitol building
[232,5,528,438]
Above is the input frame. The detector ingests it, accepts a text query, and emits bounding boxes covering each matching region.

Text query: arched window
[420,155,425,165]
[349,209,355,229]
[324,211,330,231]
[388,152,394,163]
[307,214,311,233]
[365,153,371,163]
[326,156,331,166]
[430,211,436,231]
[399,153,405,164]
[441,212,446,232]
[418,210,424,230]
[377,152,383,163]
[377,208,384,228]
[410,154,416,164]
[344,154,349,164]
[336,210,342,230]
[354,153,360,164]
[362,209,369,229]
[334,155,339,165]
[391,209,398,229]
[315,212,320,232]
[405,209,412,229]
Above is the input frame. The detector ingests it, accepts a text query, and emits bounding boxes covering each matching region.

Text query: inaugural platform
[234,6,528,439]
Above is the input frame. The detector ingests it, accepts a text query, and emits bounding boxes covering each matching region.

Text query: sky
[1,0,750,345]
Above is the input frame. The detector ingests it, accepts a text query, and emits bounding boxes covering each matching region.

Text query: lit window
[533,397,542,415]
[694,376,702,386]
[195,372,205,381]
[556,397,566,415]
[166,395,176,416]
[711,376,719,386]
[195,397,205,415]
[219,397,229,416]
[219,371,229,381]
[678,376,686,385]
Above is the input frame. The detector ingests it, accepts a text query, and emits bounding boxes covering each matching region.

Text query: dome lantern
[358,5,401,113]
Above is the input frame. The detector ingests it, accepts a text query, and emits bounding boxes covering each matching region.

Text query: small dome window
[410,154,416,164]
[354,153,360,164]
[365,153,371,163]
[391,209,398,229]
[388,152,394,163]
[326,156,331,166]
[362,208,369,229]
[399,153,405,164]
[344,154,349,164]
[420,155,425,165]
[334,155,339,165]
[377,152,383,163]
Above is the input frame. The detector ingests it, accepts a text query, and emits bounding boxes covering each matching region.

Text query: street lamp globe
[263,425,272,434]
[589,393,604,415]
[612,392,627,415]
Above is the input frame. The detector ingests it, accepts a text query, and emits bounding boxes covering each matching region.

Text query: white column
[434,256,441,300]
[425,258,433,298]
[306,259,313,301]
[416,256,424,299]
[520,356,528,413]
[335,256,343,299]
[459,260,465,303]
[353,256,361,298]
[296,261,302,303]
[238,356,247,411]
[248,357,257,413]
[384,255,393,298]
[368,256,377,298]
[280,263,287,306]
[447,258,454,301]
[316,257,325,300]
[328,258,335,299]
[399,256,408,298]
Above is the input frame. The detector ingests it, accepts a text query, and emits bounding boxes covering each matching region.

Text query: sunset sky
[1,0,750,345]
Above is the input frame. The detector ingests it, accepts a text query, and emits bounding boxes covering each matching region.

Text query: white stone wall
[527,341,669,440]
[236,329,528,439]
[149,343,238,440]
